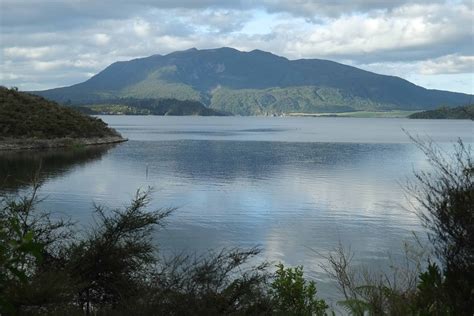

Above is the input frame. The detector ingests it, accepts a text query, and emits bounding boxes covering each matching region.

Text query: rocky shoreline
[0,136,127,151]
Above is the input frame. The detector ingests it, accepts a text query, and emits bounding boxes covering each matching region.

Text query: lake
[1,116,472,305]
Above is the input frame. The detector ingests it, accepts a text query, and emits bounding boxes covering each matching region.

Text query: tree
[66,189,174,314]
[322,137,473,315]
[270,263,329,316]
[143,248,272,315]
[0,181,74,315]
[0,183,335,315]
[0,211,43,314]
[406,137,473,314]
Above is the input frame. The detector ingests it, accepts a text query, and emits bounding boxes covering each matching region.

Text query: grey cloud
[252,0,448,19]
[0,0,235,30]
[419,55,474,75]
[1,0,473,92]
[186,10,253,34]
[0,0,450,31]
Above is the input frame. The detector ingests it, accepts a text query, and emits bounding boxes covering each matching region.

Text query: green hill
[409,105,474,119]
[33,48,472,115]
[78,98,229,116]
[0,87,124,148]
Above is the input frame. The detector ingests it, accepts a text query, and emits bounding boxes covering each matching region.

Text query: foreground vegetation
[408,105,474,119]
[0,185,329,315]
[1,138,472,315]
[322,138,473,315]
[0,87,120,139]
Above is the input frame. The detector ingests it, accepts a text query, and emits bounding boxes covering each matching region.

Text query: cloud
[258,0,446,18]
[419,55,474,75]
[93,33,111,46]
[190,9,253,33]
[0,0,473,93]
[133,19,152,37]
[271,3,473,62]
[3,46,56,60]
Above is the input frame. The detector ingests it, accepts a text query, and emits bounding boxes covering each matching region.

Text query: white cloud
[272,3,472,60]
[257,0,447,18]
[420,54,474,75]
[0,0,473,93]
[93,33,111,46]
[190,9,252,33]
[133,19,151,37]
[3,46,56,59]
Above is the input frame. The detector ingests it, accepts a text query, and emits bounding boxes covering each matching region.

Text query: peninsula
[0,86,126,150]
[408,105,474,120]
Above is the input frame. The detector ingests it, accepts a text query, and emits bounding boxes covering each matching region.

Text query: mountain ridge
[33,47,472,115]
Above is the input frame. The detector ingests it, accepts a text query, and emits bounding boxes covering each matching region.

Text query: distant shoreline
[91,110,419,118]
[285,110,420,118]
[408,105,474,120]
[0,136,127,151]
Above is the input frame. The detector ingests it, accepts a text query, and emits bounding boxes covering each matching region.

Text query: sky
[0,0,473,94]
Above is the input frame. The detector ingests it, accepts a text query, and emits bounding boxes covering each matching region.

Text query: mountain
[33,47,472,115]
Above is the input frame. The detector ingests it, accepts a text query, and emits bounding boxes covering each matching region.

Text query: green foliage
[337,283,417,315]
[409,105,474,119]
[413,262,452,315]
[0,184,336,315]
[210,86,389,115]
[78,97,228,116]
[407,138,474,314]
[0,86,120,139]
[142,248,273,315]
[325,138,473,315]
[333,262,458,316]
[0,216,43,314]
[121,70,202,101]
[270,263,329,316]
[66,189,174,312]
[0,187,279,315]
[0,182,75,314]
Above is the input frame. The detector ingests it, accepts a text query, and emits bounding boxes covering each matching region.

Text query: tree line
[0,87,119,139]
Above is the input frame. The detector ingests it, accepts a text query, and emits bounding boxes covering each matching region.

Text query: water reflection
[1,116,471,305]
[119,140,410,183]
[0,144,116,192]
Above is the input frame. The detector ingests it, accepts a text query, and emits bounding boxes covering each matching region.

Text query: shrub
[407,137,473,314]
[270,263,329,316]
[323,138,473,315]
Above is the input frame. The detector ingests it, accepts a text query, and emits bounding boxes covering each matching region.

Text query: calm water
[1,116,472,304]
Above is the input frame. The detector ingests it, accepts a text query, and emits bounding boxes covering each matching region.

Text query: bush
[270,263,329,316]
[407,137,473,314]
[323,138,473,315]
[0,187,278,315]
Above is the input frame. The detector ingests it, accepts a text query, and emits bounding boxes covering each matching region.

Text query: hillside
[34,48,471,115]
[78,98,229,116]
[0,87,125,149]
[409,105,474,119]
